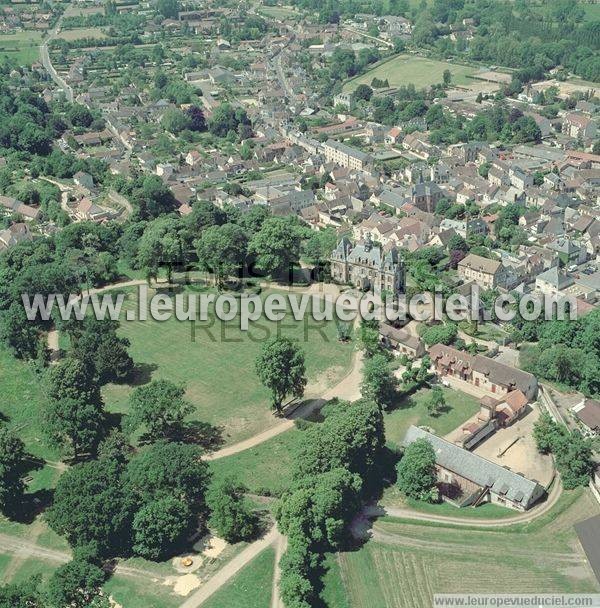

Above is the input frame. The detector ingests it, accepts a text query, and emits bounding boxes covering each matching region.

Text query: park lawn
[57,27,107,41]
[209,425,305,496]
[203,546,275,608]
[384,386,480,448]
[102,576,179,608]
[102,286,355,446]
[582,3,600,20]
[0,32,41,65]
[0,346,59,462]
[344,54,477,92]
[338,488,600,607]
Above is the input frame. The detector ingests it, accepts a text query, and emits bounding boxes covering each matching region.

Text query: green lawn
[0,346,59,462]
[203,546,275,608]
[343,54,477,92]
[384,386,480,448]
[0,32,42,65]
[209,425,304,496]
[338,488,600,607]
[102,286,354,446]
[258,5,300,20]
[102,576,179,608]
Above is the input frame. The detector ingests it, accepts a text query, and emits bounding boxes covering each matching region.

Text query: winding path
[179,527,280,608]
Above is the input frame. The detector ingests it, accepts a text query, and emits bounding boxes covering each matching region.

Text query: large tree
[0,425,27,515]
[207,477,257,543]
[46,459,133,555]
[360,353,398,410]
[44,397,105,460]
[396,438,438,503]
[47,558,105,608]
[132,496,192,559]
[127,379,194,441]
[255,337,306,414]
[195,223,248,287]
[125,441,210,518]
[249,217,303,278]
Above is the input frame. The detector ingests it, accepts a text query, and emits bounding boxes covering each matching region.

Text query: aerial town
[0,0,600,607]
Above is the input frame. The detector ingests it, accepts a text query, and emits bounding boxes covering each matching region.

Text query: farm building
[403,426,546,511]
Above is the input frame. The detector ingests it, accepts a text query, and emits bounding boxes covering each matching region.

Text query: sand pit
[194,534,228,559]
[164,573,202,596]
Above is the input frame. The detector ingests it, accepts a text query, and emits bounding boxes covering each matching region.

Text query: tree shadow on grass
[179,421,225,452]
[121,362,158,387]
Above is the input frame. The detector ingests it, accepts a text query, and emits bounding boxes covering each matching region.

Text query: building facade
[331,236,405,296]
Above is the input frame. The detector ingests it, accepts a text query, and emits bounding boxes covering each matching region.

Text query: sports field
[344,54,477,92]
[102,286,355,446]
[338,488,600,607]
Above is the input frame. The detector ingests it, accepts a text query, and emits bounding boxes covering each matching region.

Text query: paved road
[179,527,279,608]
[40,13,74,102]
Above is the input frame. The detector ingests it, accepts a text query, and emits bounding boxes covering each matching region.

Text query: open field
[343,54,478,92]
[63,4,105,17]
[0,32,42,65]
[339,488,600,607]
[0,346,59,462]
[385,386,481,448]
[57,27,107,41]
[258,5,300,20]
[102,286,355,446]
[203,546,275,608]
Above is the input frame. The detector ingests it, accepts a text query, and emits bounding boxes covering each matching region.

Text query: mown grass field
[203,546,275,608]
[102,286,355,446]
[338,488,600,607]
[258,5,300,20]
[343,54,477,92]
[57,27,107,41]
[385,386,480,448]
[0,32,42,65]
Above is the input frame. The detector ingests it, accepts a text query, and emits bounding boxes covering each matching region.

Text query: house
[330,235,405,296]
[535,266,574,295]
[74,199,112,222]
[410,181,443,213]
[403,426,546,511]
[429,344,538,401]
[0,195,41,221]
[0,222,32,251]
[457,253,507,289]
[562,113,596,139]
[379,323,425,358]
[186,150,202,166]
[333,92,353,109]
[73,171,95,190]
[571,399,600,437]
[385,126,403,145]
[323,140,372,171]
[479,390,529,428]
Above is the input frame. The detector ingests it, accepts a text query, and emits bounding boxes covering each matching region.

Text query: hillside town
[0,0,600,607]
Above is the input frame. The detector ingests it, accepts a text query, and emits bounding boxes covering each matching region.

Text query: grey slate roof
[403,426,544,507]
